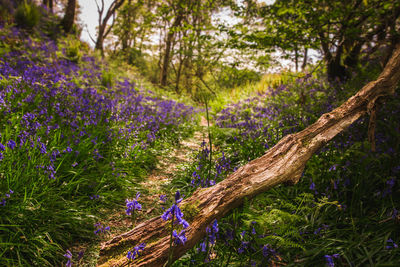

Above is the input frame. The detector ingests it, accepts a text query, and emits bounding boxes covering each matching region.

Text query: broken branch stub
[98,44,400,267]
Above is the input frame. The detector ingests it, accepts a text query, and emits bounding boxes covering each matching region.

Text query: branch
[98,44,400,267]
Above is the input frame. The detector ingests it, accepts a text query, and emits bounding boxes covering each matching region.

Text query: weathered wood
[98,44,400,267]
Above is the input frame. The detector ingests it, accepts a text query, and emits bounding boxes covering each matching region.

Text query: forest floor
[81,117,210,265]
[105,116,209,236]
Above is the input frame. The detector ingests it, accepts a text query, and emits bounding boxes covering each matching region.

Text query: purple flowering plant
[126,192,142,225]
[162,190,190,266]
[0,22,196,266]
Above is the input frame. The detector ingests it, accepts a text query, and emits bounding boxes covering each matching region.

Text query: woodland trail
[106,116,209,235]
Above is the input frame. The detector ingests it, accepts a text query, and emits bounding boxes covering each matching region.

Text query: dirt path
[105,117,209,234]
[140,130,206,203]
[141,115,209,200]
[78,118,210,265]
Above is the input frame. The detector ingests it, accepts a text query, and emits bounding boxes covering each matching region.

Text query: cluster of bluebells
[324,254,340,267]
[191,141,232,188]
[63,249,84,267]
[94,223,110,235]
[127,243,146,261]
[198,219,219,259]
[126,192,142,215]
[0,189,14,206]
[161,190,189,245]
[0,24,195,183]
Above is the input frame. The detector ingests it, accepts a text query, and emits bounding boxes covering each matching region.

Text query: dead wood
[97,44,400,267]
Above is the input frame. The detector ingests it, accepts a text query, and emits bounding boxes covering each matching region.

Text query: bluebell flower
[126,192,142,215]
[198,241,206,252]
[238,241,249,254]
[159,194,167,203]
[173,230,187,245]
[324,254,340,267]
[94,223,110,235]
[7,139,16,150]
[310,182,316,190]
[161,190,189,229]
[127,243,146,260]
[205,219,219,245]
[0,143,5,151]
[64,250,72,267]
[386,238,398,249]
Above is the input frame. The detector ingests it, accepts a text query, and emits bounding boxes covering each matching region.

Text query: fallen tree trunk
[98,44,400,267]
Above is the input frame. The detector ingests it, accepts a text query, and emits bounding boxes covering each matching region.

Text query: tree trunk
[95,24,106,54]
[95,0,125,57]
[98,44,400,267]
[60,0,76,34]
[160,12,184,86]
[301,48,308,71]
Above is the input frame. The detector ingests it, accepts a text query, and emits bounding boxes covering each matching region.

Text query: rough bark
[98,44,400,267]
[60,0,76,34]
[160,11,184,86]
[95,0,125,56]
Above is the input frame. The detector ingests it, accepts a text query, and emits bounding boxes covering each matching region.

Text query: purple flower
[126,192,142,215]
[310,182,316,190]
[64,250,72,267]
[94,223,110,235]
[39,142,47,154]
[198,241,206,252]
[328,164,338,171]
[206,219,219,244]
[175,190,182,203]
[161,191,189,229]
[0,143,5,151]
[238,241,249,254]
[159,194,167,203]
[173,230,187,245]
[324,254,340,267]
[386,238,399,249]
[7,140,16,150]
[127,243,146,260]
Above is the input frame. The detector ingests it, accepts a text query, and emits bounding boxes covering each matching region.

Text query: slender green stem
[204,97,213,181]
[166,213,175,266]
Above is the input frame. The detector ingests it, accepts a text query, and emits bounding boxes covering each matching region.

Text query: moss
[181,200,201,222]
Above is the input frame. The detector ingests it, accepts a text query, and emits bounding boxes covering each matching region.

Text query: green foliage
[15,0,41,30]
[101,70,114,88]
[173,65,400,266]
[64,38,82,63]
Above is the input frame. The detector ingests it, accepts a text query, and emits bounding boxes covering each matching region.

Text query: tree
[60,0,77,34]
[94,0,125,56]
[157,0,231,91]
[97,43,400,267]
[158,0,186,86]
[237,0,400,81]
